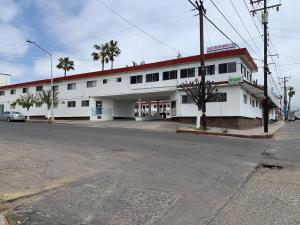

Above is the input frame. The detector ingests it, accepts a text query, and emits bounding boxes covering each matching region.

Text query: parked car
[0,111,26,122]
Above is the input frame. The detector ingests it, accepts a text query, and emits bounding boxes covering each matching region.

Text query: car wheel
[7,117,11,122]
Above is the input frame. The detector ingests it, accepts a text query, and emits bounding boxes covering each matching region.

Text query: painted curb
[0,214,9,225]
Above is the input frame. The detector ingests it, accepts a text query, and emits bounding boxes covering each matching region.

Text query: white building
[0,48,280,129]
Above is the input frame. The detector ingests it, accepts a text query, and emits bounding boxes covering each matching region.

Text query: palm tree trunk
[111,60,114,69]
[288,96,292,117]
[64,70,66,77]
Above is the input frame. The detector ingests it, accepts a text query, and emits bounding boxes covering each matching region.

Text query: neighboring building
[0,74,11,86]
[0,48,280,129]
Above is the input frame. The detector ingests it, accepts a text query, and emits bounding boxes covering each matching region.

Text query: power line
[94,0,186,55]
[208,0,261,57]
[203,14,240,48]
[228,0,263,58]
[246,1,282,96]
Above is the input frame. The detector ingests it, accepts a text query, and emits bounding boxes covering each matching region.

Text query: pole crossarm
[250,4,281,14]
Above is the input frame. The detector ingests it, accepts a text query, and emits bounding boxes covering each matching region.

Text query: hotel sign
[207,43,237,53]
[228,76,242,85]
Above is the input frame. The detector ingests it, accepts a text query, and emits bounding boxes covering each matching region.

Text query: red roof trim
[0,48,257,90]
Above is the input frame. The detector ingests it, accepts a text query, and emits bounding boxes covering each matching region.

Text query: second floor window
[87,81,97,88]
[10,89,16,95]
[219,62,236,74]
[146,73,159,82]
[130,75,143,84]
[23,88,28,93]
[163,70,177,80]
[67,83,76,90]
[36,86,43,92]
[180,68,195,78]
[52,85,59,92]
[0,91,5,96]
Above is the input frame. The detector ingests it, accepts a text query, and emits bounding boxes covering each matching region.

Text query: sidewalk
[177,121,285,139]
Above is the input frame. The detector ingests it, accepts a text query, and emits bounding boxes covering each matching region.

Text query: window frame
[36,85,43,92]
[81,100,90,107]
[146,73,159,83]
[208,93,227,102]
[10,89,16,95]
[87,80,97,88]
[67,101,76,108]
[163,70,177,80]
[130,75,143,84]
[180,68,195,78]
[218,62,237,74]
[182,95,194,104]
[67,83,76,90]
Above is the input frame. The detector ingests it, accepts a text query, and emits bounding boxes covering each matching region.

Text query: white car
[0,111,26,122]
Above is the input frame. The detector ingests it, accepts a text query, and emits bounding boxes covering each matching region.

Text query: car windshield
[12,112,21,115]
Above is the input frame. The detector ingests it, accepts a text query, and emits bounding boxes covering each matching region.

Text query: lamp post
[27,40,55,123]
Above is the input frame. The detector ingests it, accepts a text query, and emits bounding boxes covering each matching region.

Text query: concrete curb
[176,123,285,139]
[176,129,274,139]
[0,214,9,225]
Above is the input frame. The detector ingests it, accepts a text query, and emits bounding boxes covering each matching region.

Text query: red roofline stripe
[0,48,257,90]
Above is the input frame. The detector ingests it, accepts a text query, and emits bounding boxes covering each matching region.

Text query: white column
[148,100,151,117]
[157,99,160,116]
[138,98,142,117]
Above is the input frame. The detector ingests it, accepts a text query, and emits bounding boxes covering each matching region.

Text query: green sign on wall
[228,76,242,84]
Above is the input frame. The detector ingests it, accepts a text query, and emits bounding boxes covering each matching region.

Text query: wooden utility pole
[279,76,291,121]
[188,0,207,130]
[250,0,281,133]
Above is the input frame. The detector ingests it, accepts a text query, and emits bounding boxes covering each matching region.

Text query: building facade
[0,48,280,129]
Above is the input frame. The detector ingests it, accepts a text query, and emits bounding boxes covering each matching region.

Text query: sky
[0,0,299,110]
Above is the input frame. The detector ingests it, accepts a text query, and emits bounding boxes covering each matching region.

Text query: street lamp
[27,40,55,123]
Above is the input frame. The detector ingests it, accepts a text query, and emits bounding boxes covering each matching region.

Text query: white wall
[0,54,262,120]
[113,100,135,118]
[240,88,263,119]
[176,85,241,117]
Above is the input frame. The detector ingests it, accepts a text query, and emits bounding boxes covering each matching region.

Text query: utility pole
[250,0,281,133]
[188,0,207,130]
[279,76,291,121]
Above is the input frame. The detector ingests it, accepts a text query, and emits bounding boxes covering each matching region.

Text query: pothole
[256,163,283,170]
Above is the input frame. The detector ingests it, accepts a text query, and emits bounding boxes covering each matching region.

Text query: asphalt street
[0,121,298,225]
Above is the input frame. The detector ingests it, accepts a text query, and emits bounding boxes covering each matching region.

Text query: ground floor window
[81,100,89,107]
[208,93,227,102]
[182,95,194,104]
[67,101,76,108]
[243,94,248,104]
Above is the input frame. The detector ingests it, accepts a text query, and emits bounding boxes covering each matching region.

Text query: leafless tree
[177,79,218,130]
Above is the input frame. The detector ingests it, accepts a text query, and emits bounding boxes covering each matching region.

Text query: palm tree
[91,43,109,71]
[56,57,75,76]
[287,86,296,118]
[36,90,59,120]
[12,93,37,120]
[107,40,121,69]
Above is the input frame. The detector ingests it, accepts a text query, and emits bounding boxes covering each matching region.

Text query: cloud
[0,0,300,107]
[0,0,20,23]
